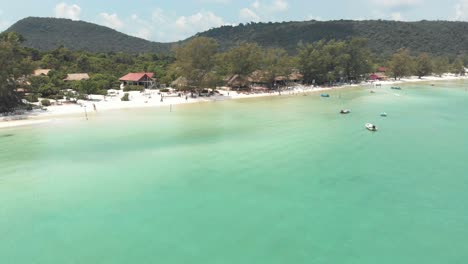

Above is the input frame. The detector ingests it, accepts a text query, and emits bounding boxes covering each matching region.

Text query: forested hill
[195,20,468,57]
[5,17,173,54]
[6,17,468,57]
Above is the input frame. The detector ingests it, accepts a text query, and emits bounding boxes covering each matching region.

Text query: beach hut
[274,75,288,86]
[288,72,304,83]
[119,72,155,89]
[171,76,188,89]
[64,73,90,82]
[248,70,268,87]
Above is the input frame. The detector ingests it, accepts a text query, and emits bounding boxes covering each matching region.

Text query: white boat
[340,109,351,114]
[365,123,378,131]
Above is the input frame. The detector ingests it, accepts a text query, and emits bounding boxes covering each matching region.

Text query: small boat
[340,109,351,114]
[365,123,378,131]
[370,90,376,93]
[380,112,388,117]
[391,86,402,90]
[320,93,330,98]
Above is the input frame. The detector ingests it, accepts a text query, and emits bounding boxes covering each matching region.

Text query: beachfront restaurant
[119,72,155,89]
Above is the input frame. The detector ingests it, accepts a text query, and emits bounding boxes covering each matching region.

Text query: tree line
[1,32,467,113]
[171,36,466,88]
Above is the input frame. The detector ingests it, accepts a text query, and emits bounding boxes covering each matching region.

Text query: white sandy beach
[1,74,466,129]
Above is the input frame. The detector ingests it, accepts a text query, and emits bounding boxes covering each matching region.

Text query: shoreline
[1,74,466,129]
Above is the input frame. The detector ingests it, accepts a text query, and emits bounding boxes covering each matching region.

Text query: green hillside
[196,20,468,56]
[5,17,173,54]
[5,17,468,57]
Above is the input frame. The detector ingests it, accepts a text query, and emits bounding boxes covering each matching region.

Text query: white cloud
[371,0,423,9]
[129,14,154,40]
[240,8,260,22]
[135,28,152,40]
[54,2,81,20]
[252,1,260,9]
[120,9,229,42]
[391,12,404,20]
[99,13,123,29]
[197,0,230,3]
[369,0,422,21]
[271,0,288,11]
[306,15,323,21]
[175,11,225,34]
[454,0,468,20]
[152,8,171,25]
[241,0,289,22]
[0,9,9,31]
[251,0,288,12]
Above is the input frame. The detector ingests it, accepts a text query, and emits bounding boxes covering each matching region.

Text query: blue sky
[1,0,468,42]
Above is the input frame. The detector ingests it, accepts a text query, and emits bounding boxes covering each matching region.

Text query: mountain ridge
[5,17,468,57]
[5,17,174,54]
[195,19,468,56]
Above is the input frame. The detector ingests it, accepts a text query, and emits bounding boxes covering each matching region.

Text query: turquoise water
[1,81,468,263]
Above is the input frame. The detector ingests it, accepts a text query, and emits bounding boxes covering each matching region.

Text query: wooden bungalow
[119,72,155,88]
[64,73,90,82]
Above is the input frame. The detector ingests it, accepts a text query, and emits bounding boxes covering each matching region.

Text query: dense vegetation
[165,36,467,90]
[197,20,468,57]
[6,17,173,54]
[1,30,467,113]
[0,32,174,112]
[0,33,34,112]
[6,17,468,58]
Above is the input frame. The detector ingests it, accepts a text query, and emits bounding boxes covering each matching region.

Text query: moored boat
[391,86,402,90]
[380,112,388,117]
[340,109,351,114]
[321,93,330,98]
[365,123,378,131]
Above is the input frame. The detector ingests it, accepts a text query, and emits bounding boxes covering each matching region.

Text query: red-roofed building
[377,67,387,73]
[369,72,388,81]
[119,72,155,89]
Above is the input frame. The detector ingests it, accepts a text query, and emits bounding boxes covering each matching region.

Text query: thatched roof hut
[289,72,304,82]
[171,76,188,88]
[274,76,288,82]
[64,73,90,81]
[248,70,268,84]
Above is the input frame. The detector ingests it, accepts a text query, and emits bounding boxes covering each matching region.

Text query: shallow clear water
[1,81,468,263]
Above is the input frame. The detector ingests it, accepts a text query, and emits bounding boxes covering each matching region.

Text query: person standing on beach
[93,103,97,111]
